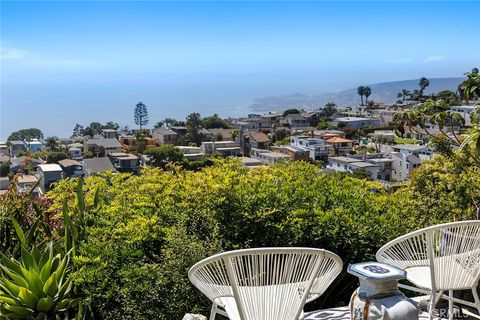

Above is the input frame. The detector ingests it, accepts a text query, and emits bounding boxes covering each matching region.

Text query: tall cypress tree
[134,102,149,130]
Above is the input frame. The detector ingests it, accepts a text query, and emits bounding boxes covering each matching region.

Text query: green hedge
[42,157,478,318]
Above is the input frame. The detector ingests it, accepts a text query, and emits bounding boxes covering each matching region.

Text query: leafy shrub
[46,152,68,164]
[0,151,473,319]
[43,159,473,318]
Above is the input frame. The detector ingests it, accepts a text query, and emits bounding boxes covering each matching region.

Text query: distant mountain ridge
[250,77,465,111]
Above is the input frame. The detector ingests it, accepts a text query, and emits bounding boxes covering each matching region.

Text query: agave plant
[0,216,81,320]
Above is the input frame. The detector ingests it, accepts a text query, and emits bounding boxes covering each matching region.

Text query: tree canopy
[145,144,184,169]
[282,109,301,116]
[46,151,68,164]
[418,77,430,95]
[72,122,119,137]
[134,102,149,130]
[7,128,43,142]
[320,103,337,118]
[186,112,204,146]
[44,136,60,151]
[202,114,231,129]
[459,68,480,103]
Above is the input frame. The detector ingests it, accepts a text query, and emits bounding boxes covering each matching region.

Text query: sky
[1,1,479,139]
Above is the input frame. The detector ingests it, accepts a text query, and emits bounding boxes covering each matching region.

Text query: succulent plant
[0,215,81,320]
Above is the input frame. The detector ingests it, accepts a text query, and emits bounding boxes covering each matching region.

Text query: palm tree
[357,86,366,106]
[459,68,480,104]
[399,89,411,101]
[44,136,59,152]
[418,77,430,96]
[364,86,372,106]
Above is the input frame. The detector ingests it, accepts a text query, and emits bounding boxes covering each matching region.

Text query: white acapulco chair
[188,247,343,320]
[376,220,480,320]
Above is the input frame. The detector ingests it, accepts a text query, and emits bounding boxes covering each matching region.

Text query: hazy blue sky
[1,1,479,138]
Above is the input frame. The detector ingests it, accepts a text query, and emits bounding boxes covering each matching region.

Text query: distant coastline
[0,77,465,140]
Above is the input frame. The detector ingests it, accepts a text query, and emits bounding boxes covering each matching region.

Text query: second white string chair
[188,247,343,320]
[376,221,480,320]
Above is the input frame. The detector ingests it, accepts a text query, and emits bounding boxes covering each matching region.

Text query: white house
[0,142,9,156]
[332,117,381,130]
[450,105,476,126]
[327,156,393,181]
[201,141,241,157]
[176,146,204,161]
[390,144,433,181]
[290,136,330,161]
[250,148,290,164]
[37,164,64,193]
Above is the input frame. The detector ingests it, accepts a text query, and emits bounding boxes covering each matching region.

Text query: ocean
[0,73,344,140]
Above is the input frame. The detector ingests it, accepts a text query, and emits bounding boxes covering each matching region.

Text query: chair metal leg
[210,303,217,320]
[472,287,480,315]
[435,291,444,306]
[448,290,453,320]
[429,290,438,320]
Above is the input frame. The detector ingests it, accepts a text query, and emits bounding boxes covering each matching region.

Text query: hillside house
[390,144,433,181]
[201,141,241,157]
[152,128,178,145]
[68,147,83,160]
[24,139,42,152]
[250,148,290,164]
[37,164,63,193]
[176,146,204,161]
[450,105,476,126]
[102,129,117,139]
[170,126,188,135]
[367,158,393,181]
[290,136,331,161]
[208,128,236,141]
[260,112,283,122]
[0,142,9,156]
[108,153,140,174]
[325,137,354,156]
[58,159,83,178]
[16,175,39,194]
[230,120,259,132]
[82,157,118,177]
[242,132,270,154]
[327,156,392,181]
[84,137,122,157]
[371,109,397,126]
[10,156,45,174]
[332,117,381,130]
[270,145,310,161]
[281,114,309,127]
[9,141,26,156]
[241,157,263,168]
[313,130,346,140]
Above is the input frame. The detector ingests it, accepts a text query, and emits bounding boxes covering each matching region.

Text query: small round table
[348,261,419,320]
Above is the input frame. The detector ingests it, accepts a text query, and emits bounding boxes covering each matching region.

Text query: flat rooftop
[335,117,379,122]
[258,152,290,158]
[216,147,241,151]
[350,161,378,168]
[38,164,62,172]
[329,156,362,164]
[18,175,38,184]
[368,158,393,163]
[393,144,428,151]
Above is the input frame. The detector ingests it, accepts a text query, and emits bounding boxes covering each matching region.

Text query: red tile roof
[325,137,354,143]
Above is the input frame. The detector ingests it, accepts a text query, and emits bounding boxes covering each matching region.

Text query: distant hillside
[250,77,465,111]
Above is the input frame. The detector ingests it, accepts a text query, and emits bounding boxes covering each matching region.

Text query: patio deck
[304,306,480,319]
